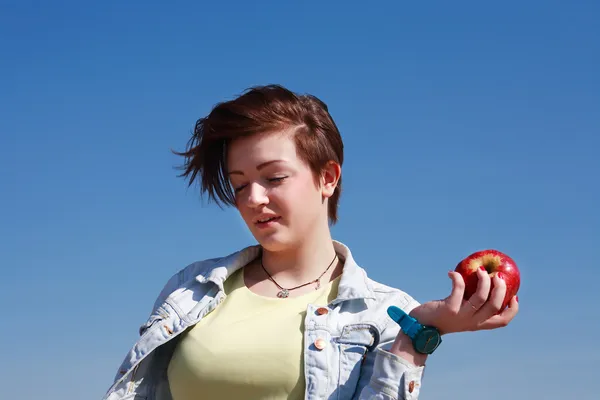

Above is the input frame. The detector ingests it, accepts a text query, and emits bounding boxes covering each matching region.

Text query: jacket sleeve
[354,299,426,400]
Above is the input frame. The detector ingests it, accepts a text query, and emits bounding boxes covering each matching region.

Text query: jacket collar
[195,240,376,303]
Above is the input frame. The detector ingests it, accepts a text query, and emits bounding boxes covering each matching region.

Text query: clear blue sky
[1,1,598,399]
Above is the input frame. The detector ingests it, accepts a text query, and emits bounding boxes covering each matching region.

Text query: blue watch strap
[387,306,422,339]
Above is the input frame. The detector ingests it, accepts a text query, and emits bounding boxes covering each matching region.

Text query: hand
[409,268,519,335]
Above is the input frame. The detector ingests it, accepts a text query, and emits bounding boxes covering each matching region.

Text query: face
[227,130,338,251]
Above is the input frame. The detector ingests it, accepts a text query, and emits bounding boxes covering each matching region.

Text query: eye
[233,184,247,193]
[268,176,287,183]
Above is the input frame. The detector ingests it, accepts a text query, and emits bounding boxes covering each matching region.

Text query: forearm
[356,332,426,399]
[355,298,428,399]
[356,346,425,400]
[389,331,428,367]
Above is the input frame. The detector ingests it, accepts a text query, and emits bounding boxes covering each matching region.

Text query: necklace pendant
[315,279,321,290]
[277,289,290,298]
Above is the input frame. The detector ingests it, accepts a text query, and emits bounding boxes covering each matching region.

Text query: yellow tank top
[167,266,340,400]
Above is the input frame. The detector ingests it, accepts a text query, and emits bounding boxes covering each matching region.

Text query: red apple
[454,249,520,311]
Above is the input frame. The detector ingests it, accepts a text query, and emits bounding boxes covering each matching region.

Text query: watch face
[415,327,442,354]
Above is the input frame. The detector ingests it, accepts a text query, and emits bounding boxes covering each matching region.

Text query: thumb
[447,271,465,310]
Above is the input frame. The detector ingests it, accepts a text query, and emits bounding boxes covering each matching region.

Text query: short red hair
[175,84,344,224]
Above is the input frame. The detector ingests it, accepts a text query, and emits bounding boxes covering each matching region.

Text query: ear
[321,161,341,199]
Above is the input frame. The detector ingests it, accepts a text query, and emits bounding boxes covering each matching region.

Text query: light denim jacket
[103,241,426,400]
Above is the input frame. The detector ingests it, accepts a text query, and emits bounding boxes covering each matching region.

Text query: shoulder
[148,244,261,311]
[360,275,421,344]
[369,276,420,311]
[334,239,421,317]
[148,257,219,310]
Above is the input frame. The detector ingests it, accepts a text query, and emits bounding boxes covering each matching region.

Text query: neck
[260,222,339,286]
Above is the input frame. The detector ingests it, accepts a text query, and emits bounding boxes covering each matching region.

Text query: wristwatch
[387,306,442,355]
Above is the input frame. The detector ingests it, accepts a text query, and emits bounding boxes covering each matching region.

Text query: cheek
[235,200,254,222]
[287,179,322,209]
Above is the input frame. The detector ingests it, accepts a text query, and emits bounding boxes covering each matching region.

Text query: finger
[476,272,507,319]
[465,267,491,311]
[478,295,519,330]
[446,271,465,311]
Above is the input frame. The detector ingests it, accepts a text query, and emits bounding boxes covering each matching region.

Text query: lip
[253,215,281,228]
[253,214,280,224]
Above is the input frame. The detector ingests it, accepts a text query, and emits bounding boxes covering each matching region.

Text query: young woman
[102,85,519,400]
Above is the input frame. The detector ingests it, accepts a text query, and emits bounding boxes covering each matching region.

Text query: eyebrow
[228,160,286,176]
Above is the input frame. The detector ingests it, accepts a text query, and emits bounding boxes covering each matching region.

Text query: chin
[252,231,296,252]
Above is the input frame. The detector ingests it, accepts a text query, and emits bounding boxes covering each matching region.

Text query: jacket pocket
[334,323,380,399]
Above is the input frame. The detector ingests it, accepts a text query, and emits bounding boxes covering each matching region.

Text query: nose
[244,183,269,208]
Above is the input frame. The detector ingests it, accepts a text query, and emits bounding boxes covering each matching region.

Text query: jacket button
[316,307,329,315]
[408,380,416,393]
[314,338,327,350]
